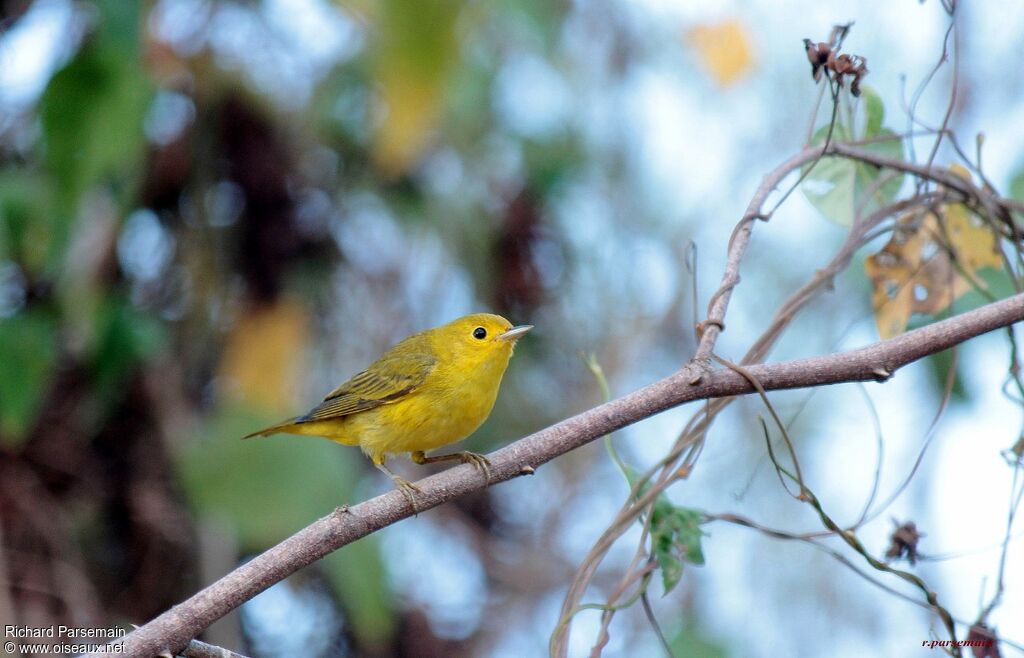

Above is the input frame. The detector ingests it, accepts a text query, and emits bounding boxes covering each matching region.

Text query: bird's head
[434,313,532,370]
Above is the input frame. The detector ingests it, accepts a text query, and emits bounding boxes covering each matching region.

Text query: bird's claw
[392,476,422,514]
[460,451,492,485]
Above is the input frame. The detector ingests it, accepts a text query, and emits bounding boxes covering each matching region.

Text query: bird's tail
[242,418,358,445]
[242,418,300,440]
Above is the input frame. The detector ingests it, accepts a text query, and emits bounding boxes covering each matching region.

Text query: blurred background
[1,0,1022,656]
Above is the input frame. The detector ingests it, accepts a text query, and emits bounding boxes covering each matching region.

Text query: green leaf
[604,466,710,593]
[624,469,707,593]
[93,0,143,56]
[0,310,59,446]
[926,349,966,403]
[955,267,1017,309]
[1010,165,1024,202]
[40,45,151,217]
[668,624,728,658]
[89,295,165,417]
[861,85,885,136]
[0,169,55,273]
[801,85,905,226]
[650,502,706,595]
[802,126,904,226]
[655,541,684,595]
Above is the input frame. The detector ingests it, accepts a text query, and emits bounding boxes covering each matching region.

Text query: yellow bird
[244,313,531,509]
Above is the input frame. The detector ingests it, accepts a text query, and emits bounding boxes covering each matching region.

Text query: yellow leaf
[686,19,755,87]
[219,298,310,410]
[943,201,1003,275]
[373,80,443,177]
[864,202,1003,339]
[865,214,927,339]
[947,163,972,181]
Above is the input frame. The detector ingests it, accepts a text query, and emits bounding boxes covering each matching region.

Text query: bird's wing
[296,350,436,422]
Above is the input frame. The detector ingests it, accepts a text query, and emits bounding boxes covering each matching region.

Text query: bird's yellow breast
[348,353,510,462]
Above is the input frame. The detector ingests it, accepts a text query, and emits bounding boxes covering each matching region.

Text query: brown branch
[98,293,1024,657]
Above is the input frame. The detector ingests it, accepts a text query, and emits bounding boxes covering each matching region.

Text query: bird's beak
[497,324,533,342]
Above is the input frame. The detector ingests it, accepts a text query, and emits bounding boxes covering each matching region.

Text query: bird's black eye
[473,327,487,340]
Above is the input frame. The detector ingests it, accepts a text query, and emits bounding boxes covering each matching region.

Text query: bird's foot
[457,451,492,484]
[410,450,493,485]
[391,475,423,514]
[375,462,423,514]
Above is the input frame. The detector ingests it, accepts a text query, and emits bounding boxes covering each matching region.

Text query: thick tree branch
[101,292,1024,658]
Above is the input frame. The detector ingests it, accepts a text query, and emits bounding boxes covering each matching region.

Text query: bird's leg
[374,460,421,513]
[410,450,492,485]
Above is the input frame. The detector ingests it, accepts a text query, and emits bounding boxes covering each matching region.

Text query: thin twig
[640,589,674,658]
[851,383,885,528]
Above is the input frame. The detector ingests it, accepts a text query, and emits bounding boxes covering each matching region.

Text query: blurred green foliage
[89,295,166,418]
[0,308,58,444]
[41,46,150,215]
[40,0,151,237]
[0,170,53,272]
[0,0,152,443]
[177,409,395,643]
